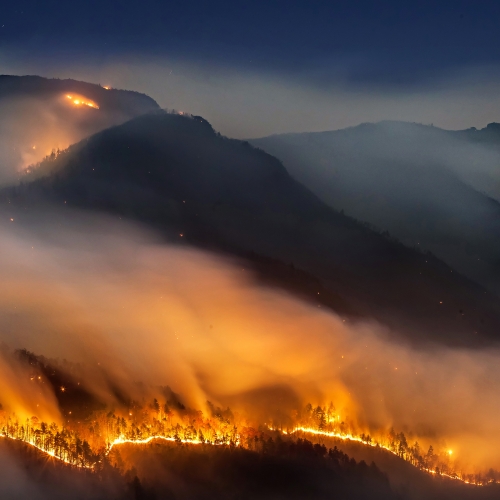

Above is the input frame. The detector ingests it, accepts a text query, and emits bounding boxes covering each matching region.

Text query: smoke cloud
[0,209,499,472]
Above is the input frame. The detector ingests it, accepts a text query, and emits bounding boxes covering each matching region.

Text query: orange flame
[65,94,99,109]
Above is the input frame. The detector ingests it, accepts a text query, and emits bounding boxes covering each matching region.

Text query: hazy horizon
[2,50,500,139]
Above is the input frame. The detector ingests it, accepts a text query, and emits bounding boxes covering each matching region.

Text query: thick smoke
[0,209,500,472]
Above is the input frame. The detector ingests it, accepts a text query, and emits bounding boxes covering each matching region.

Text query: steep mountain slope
[306,436,500,500]
[251,121,500,293]
[0,75,159,185]
[4,112,500,346]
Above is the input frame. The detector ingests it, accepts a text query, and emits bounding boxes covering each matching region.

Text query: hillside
[296,434,500,500]
[0,75,159,186]
[3,112,500,346]
[251,121,500,294]
[0,432,400,500]
[0,75,159,115]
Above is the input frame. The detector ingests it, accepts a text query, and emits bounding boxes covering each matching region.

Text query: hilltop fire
[65,94,99,109]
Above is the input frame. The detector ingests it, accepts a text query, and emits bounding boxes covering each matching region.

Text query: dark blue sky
[2,1,500,137]
[2,1,500,86]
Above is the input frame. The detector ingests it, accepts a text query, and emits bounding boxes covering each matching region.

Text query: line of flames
[282,426,483,486]
[107,433,238,452]
[65,95,99,109]
[0,433,85,468]
[0,432,230,470]
[0,425,491,486]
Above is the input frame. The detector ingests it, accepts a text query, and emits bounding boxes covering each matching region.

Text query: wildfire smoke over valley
[0,211,499,486]
[3,3,500,498]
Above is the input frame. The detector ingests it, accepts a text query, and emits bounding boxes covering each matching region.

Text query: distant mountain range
[251,121,500,294]
[3,111,500,347]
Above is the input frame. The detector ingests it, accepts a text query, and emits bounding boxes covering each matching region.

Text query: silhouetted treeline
[1,347,499,498]
[110,437,397,500]
[0,75,159,116]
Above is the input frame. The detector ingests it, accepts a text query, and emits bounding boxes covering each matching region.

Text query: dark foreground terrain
[0,436,397,500]
[2,435,499,500]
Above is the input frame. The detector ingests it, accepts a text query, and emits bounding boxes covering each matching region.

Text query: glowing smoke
[0,209,499,472]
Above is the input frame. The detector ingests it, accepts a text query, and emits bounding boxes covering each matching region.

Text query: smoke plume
[0,208,499,472]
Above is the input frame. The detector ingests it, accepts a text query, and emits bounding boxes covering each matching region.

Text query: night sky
[1,1,500,136]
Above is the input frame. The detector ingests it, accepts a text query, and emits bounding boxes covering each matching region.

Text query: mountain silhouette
[251,121,500,294]
[4,112,500,347]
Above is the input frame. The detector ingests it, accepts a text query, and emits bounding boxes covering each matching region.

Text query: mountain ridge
[251,120,500,294]
[0,74,161,186]
[3,111,500,347]
[0,74,159,114]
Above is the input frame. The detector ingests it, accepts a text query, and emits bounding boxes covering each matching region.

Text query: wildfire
[65,94,99,109]
[0,398,495,485]
[0,430,229,470]
[0,399,240,470]
[286,427,476,484]
[0,432,85,468]
[107,432,238,453]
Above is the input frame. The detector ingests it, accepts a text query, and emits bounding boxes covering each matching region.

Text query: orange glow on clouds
[0,214,499,475]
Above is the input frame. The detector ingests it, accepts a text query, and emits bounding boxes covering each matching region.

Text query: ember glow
[4,2,500,498]
[0,395,496,485]
[0,214,499,484]
[279,427,487,485]
[0,400,240,469]
[0,87,127,184]
[65,94,99,109]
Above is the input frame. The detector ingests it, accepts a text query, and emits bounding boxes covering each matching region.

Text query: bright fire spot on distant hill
[65,94,99,109]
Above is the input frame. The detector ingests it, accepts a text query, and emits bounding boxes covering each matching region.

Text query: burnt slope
[4,112,500,346]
